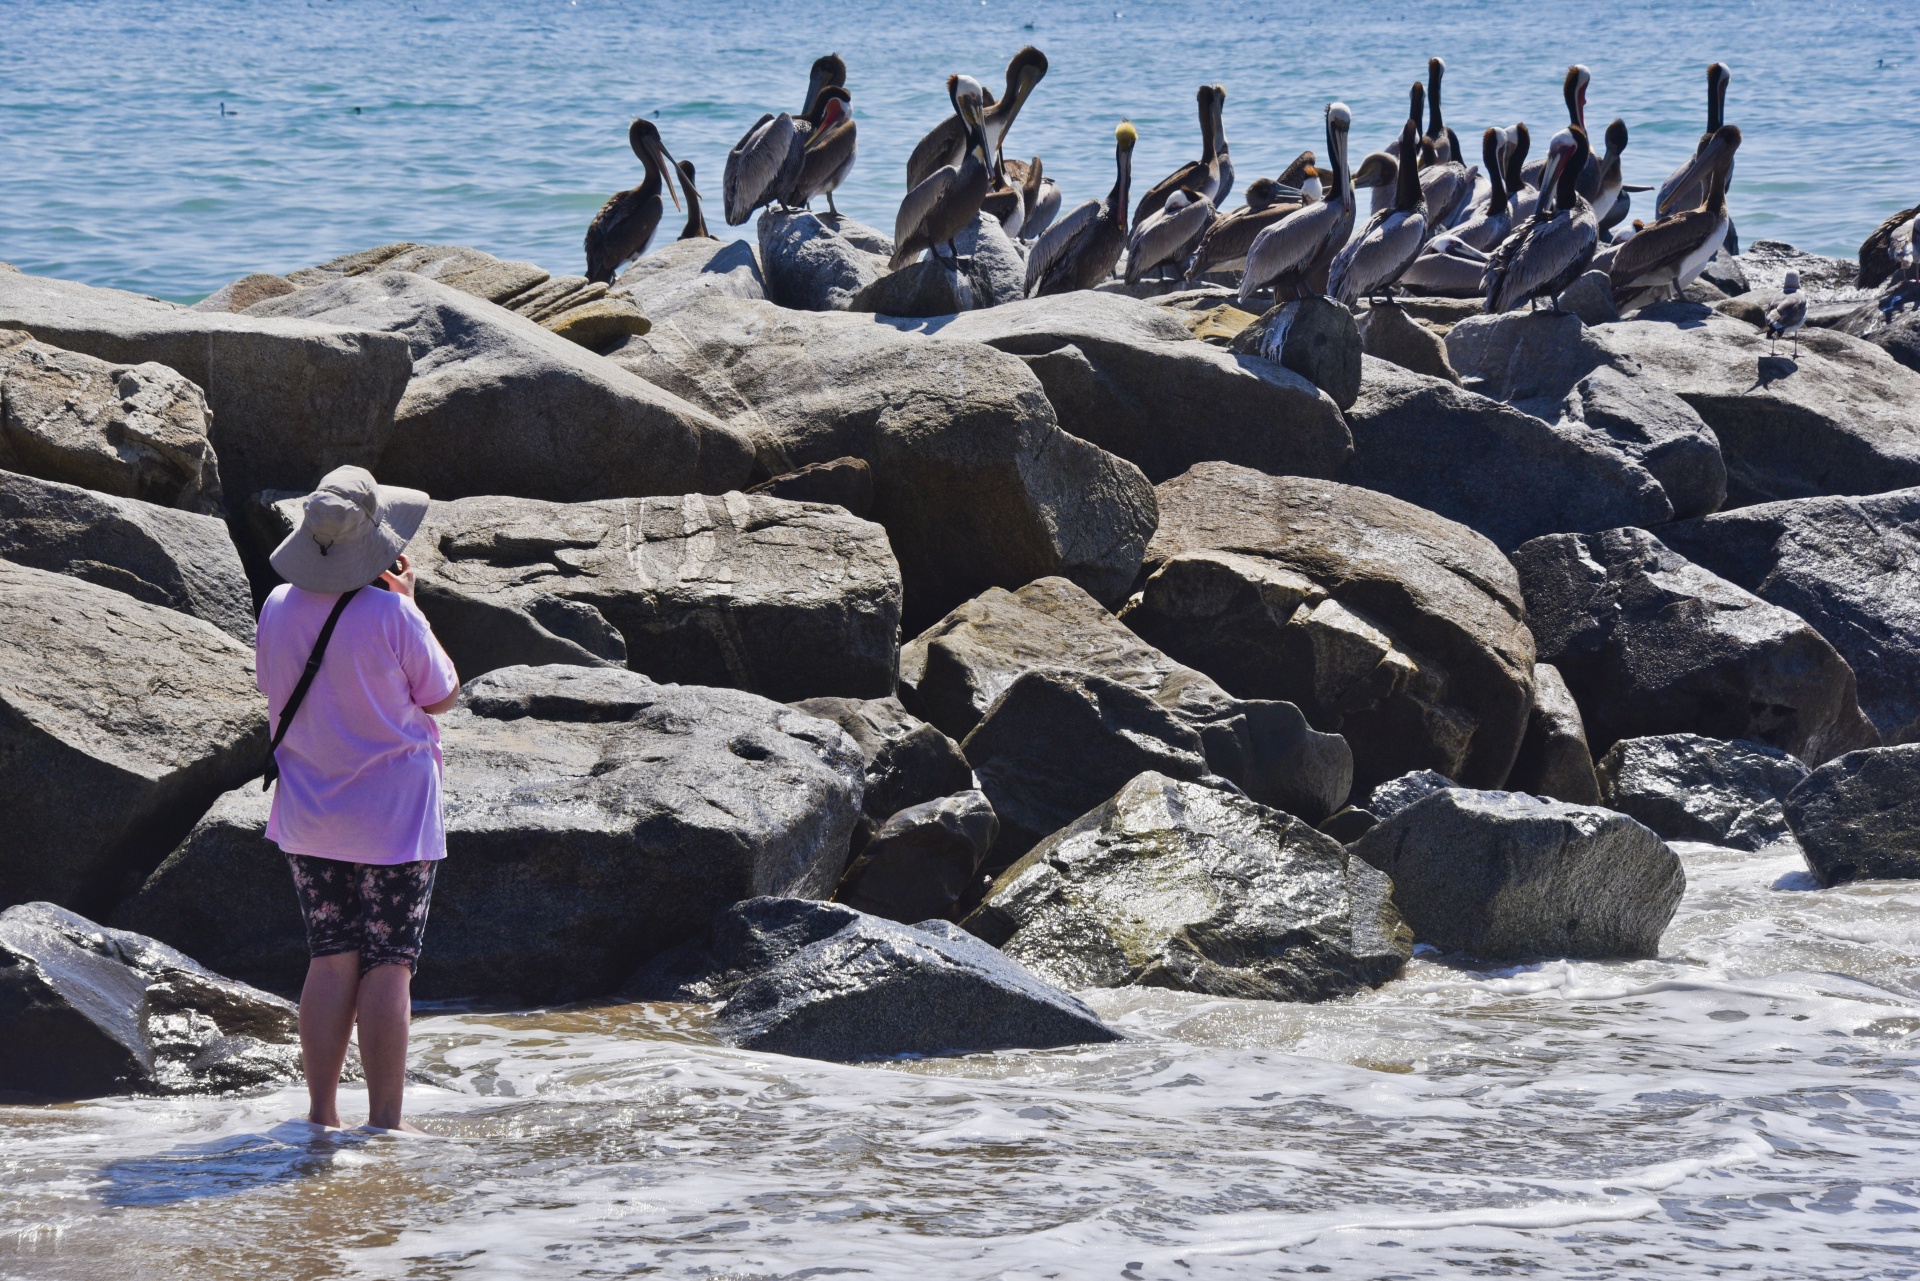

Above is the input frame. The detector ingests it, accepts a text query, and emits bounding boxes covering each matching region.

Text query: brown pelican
[1609,125,1740,308]
[1184,176,1309,283]
[1404,129,1511,293]
[1135,85,1231,225]
[1483,125,1598,313]
[782,92,857,214]
[1589,119,1630,225]
[1505,124,1539,219]
[982,182,1024,238]
[1656,63,1732,217]
[1392,80,1471,230]
[907,47,1048,189]
[1351,150,1399,220]
[1027,120,1136,296]
[1239,103,1356,302]
[584,119,682,284]
[1330,117,1428,305]
[1523,67,1602,197]
[1127,187,1214,284]
[1765,271,1807,356]
[723,84,849,225]
[1277,150,1321,198]
[676,161,714,240]
[1858,203,1920,288]
[892,76,993,270]
[1452,128,1513,249]
[1004,157,1062,239]
[1423,57,1469,179]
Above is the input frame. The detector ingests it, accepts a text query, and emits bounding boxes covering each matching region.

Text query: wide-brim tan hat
[270,466,430,593]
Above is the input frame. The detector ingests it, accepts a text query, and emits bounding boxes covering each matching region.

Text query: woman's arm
[383,554,463,716]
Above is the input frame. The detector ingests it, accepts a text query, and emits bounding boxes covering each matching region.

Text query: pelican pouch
[261,588,361,792]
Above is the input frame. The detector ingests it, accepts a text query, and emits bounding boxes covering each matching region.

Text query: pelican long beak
[654,138,683,211]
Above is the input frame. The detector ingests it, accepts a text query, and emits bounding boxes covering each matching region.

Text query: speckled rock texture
[1786,744,1920,885]
[1597,734,1809,851]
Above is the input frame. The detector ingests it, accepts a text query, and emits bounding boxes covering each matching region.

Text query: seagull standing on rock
[1765,270,1807,357]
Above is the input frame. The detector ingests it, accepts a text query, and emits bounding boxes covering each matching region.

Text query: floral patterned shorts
[285,854,438,974]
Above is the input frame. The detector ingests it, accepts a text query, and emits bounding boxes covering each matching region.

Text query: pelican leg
[827,192,839,217]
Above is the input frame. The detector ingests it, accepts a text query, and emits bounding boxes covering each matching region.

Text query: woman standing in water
[257,466,460,1133]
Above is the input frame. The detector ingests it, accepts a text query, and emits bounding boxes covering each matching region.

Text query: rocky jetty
[4,220,1919,1089]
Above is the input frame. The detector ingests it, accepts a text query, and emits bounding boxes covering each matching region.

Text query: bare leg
[298,952,361,1127]
[357,963,421,1133]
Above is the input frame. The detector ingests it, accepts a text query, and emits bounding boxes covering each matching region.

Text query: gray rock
[0,902,307,1100]
[849,259,982,319]
[901,576,1353,835]
[1659,488,1920,744]
[1357,303,1460,383]
[1445,310,1609,403]
[1365,769,1455,820]
[1554,365,1727,519]
[1318,806,1379,843]
[1696,254,1749,298]
[0,561,266,916]
[1341,355,1674,550]
[613,238,767,319]
[906,291,1353,483]
[1506,662,1601,804]
[758,209,890,312]
[627,897,1121,1060]
[285,243,555,309]
[1786,744,1920,884]
[953,212,1028,308]
[1350,788,1684,960]
[1828,298,1920,376]
[962,771,1411,1000]
[248,272,754,503]
[836,789,998,924]
[1597,733,1809,851]
[0,331,222,512]
[0,469,255,642]
[1512,526,1880,763]
[745,455,873,517]
[386,490,899,701]
[788,696,974,847]
[1738,240,1862,299]
[1556,270,1621,327]
[1120,465,1538,794]
[114,665,865,1001]
[0,270,413,505]
[191,273,299,314]
[607,296,1156,630]
[1229,297,1364,410]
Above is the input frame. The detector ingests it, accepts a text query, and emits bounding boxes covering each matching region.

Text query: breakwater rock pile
[2,227,1917,1097]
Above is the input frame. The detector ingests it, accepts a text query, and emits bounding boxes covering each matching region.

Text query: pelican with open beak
[585,118,683,283]
[1027,120,1137,296]
[782,91,857,215]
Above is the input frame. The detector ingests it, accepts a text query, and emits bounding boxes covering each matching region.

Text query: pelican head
[1708,62,1733,130]
[1116,119,1138,150]
[1605,117,1629,156]
[1009,45,1049,100]
[1351,151,1396,189]
[628,118,681,210]
[1564,65,1592,130]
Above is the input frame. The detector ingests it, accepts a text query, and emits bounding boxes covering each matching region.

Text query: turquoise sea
[2,0,1915,301]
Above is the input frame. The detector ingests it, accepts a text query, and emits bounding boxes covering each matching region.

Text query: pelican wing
[1134,161,1206,227]
[1127,196,1213,283]
[725,113,797,226]
[1240,199,1340,299]
[585,187,663,284]
[1023,181,1063,240]
[1025,198,1102,295]
[1189,200,1302,280]
[908,115,967,190]
[1420,163,1473,229]
[1607,208,1722,290]
[1859,203,1920,289]
[890,164,962,269]
[1483,208,1596,313]
[1329,207,1427,304]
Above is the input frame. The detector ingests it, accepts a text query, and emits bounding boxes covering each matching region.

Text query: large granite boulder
[1120,464,1537,795]
[851,216,1027,317]
[1365,769,1455,820]
[0,902,306,1100]
[1340,356,1673,550]
[1350,788,1684,960]
[0,561,266,916]
[1505,662,1601,805]
[835,789,998,924]
[247,272,754,502]
[1553,366,1727,520]
[1,331,222,512]
[899,291,1352,484]
[0,270,412,503]
[1229,296,1365,410]
[1829,300,1920,375]
[963,772,1410,1000]
[1785,744,1920,884]
[900,576,1353,835]
[0,469,255,642]
[608,296,1156,629]
[1512,526,1880,763]
[114,665,865,1001]
[1356,302,1460,383]
[1597,733,1809,851]
[614,238,768,319]
[397,491,898,700]
[1444,310,1609,403]
[758,210,890,312]
[1659,489,1920,744]
[624,897,1120,1060]
[788,696,974,850]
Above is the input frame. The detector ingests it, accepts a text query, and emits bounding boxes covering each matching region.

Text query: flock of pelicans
[584,51,1920,334]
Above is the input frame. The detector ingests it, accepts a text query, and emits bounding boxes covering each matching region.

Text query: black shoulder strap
[262,588,361,791]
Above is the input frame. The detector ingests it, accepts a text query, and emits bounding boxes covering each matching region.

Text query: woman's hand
[380,553,419,599]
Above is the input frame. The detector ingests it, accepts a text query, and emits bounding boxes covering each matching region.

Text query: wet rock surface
[1785,744,1920,885]
[1513,526,1879,764]
[1552,366,1728,520]
[0,902,306,1100]
[626,897,1121,1060]
[1350,788,1684,961]
[835,789,998,925]
[1596,733,1809,851]
[788,696,974,851]
[1506,662,1602,805]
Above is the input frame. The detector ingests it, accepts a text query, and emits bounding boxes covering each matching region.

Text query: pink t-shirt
[256,584,460,865]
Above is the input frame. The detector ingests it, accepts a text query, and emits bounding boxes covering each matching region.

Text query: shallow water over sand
[5,843,1917,1279]
[2,0,1916,301]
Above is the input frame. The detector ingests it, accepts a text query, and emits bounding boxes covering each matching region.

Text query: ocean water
[4,844,1918,1279]
[1,0,1916,302]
